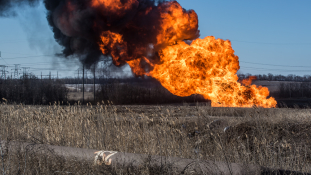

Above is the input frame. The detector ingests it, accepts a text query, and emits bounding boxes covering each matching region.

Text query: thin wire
[2,55,56,59]
[240,61,311,68]
[231,40,311,45]
[241,66,311,72]
[16,61,78,65]
[1,38,49,42]
[0,51,34,56]
[0,56,8,65]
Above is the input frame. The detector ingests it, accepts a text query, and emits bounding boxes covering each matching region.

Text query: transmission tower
[21,67,30,78]
[13,64,20,78]
[0,65,7,79]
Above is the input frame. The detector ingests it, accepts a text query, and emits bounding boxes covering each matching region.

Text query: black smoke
[43,0,200,69]
[0,0,199,71]
[0,0,40,17]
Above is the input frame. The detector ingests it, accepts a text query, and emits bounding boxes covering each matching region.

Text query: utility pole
[77,69,80,92]
[21,67,30,78]
[0,65,7,79]
[86,70,88,84]
[0,52,2,79]
[0,52,7,79]
[93,65,96,101]
[41,72,43,104]
[74,69,81,92]
[83,64,85,104]
[13,64,20,79]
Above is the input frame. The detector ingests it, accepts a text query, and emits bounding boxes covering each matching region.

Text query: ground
[0,103,310,174]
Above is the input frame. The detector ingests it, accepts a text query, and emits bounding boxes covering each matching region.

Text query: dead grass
[67,92,94,101]
[0,102,311,174]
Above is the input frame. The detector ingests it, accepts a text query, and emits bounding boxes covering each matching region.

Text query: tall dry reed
[0,101,310,174]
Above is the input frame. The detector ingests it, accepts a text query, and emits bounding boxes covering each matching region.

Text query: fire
[99,31,127,66]
[126,58,145,76]
[97,1,199,66]
[46,0,277,107]
[155,1,199,47]
[91,0,139,14]
[241,76,257,86]
[94,1,276,108]
[150,37,276,108]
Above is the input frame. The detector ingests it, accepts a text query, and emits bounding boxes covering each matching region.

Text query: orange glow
[150,37,277,108]
[126,57,154,76]
[95,2,276,108]
[91,0,138,12]
[99,31,127,66]
[98,33,277,108]
[126,58,145,76]
[155,1,199,47]
[241,76,257,86]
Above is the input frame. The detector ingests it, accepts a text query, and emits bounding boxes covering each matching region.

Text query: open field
[65,80,311,108]
[0,103,311,174]
[253,80,311,107]
[68,92,95,101]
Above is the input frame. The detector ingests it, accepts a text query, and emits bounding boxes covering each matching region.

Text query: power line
[14,60,78,65]
[0,58,8,64]
[240,66,311,72]
[0,60,79,66]
[0,52,8,65]
[1,55,56,59]
[0,51,34,56]
[1,38,50,42]
[231,40,311,45]
[240,61,311,68]
[30,68,79,72]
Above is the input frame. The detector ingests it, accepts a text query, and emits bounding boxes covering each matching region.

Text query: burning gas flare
[44,0,277,108]
[150,37,276,108]
[96,2,276,108]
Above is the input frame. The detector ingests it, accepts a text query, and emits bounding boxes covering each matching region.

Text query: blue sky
[0,2,77,78]
[177,0,311,76]
[0,0,310,78]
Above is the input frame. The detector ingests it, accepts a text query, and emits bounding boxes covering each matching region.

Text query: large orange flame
[95,1,276,108]
[99,31,127,66]
[150,37,276,108]
[50,0,276,107]
[155,1,199,47]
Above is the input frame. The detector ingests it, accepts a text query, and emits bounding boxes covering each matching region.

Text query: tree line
[0,74,68,104]
[1,73,311,105]
[238,73,311,82]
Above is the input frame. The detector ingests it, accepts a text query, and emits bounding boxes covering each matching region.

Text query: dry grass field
[0,101,311,174]
[68,92,94,101]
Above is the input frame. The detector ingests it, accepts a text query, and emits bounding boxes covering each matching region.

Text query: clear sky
[0,0,311,78]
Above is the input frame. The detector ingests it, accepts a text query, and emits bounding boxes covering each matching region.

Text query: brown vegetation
[0,75,68,105]
[0,102,311,174]
[96,82,207,105]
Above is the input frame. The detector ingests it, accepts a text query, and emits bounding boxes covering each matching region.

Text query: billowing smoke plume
[1,0,278,107]
[0,0,40,17]
[44,0,200,69]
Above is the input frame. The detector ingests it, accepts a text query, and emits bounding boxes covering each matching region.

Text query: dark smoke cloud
[44,0,200,69]
[0,0,40,17]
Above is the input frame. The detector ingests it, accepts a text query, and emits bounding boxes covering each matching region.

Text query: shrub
[0,74,68,104]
